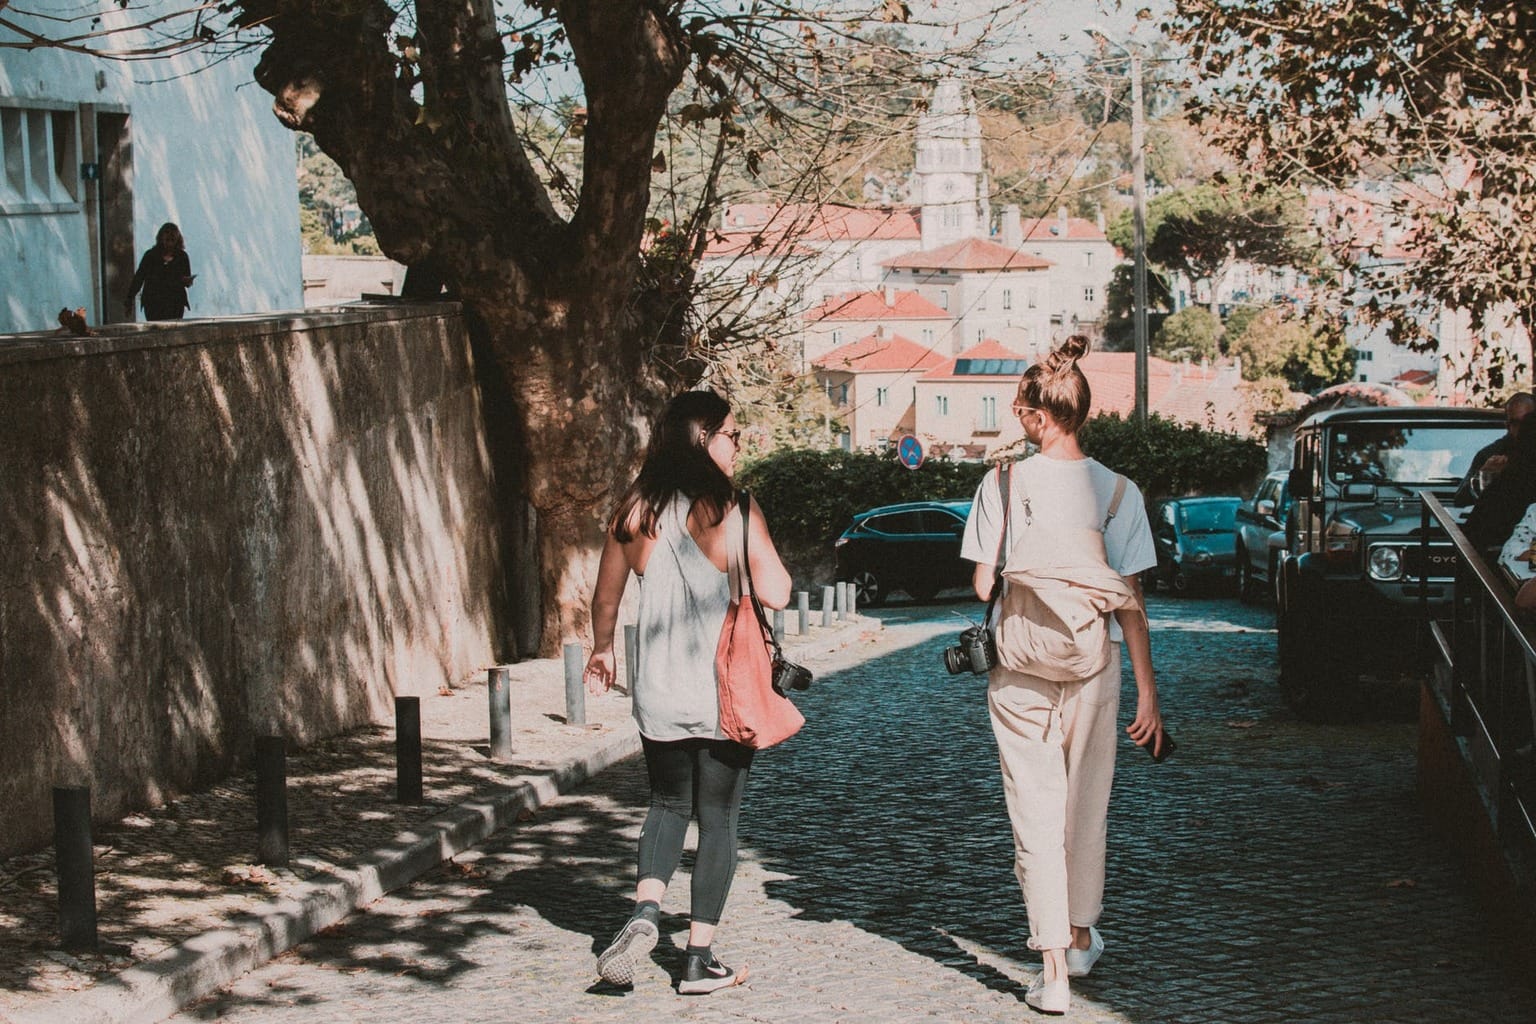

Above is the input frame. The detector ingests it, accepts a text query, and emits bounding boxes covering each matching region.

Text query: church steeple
[913,78,989,250]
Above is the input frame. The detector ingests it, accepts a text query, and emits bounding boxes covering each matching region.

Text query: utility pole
[1088,26,1150,423]
[1130,46,1148,424]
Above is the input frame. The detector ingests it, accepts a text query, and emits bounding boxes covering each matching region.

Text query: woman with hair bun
[959,335,1165,1015]
[583,389,792,995]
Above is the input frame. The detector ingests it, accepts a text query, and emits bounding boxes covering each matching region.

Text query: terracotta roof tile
[883,237,1054,272]
[804,290,950,321]
[922,340,1031,380]
[812,333,946,373]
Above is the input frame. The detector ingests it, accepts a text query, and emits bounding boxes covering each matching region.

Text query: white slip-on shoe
[1065,926,1103,977]
[1025,975,1070,1015]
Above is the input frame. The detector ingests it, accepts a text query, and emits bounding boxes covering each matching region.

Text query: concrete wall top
[0,301,463,368]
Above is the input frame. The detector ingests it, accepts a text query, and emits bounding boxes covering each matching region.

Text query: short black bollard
[562,642,587,726]
[488,666,513,762]
[395,696,423,804]
[53,786,97,952]
[255,736,289,867]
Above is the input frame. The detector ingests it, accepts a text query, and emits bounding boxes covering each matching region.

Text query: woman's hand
[1125,690,1166,756]
[583,647,617,695]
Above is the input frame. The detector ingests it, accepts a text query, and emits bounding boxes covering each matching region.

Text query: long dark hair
[1017,334,1092,433]
[610,390,734,541]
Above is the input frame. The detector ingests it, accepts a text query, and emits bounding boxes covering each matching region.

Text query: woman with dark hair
[583,389,791,994]
[959,335,1165,1015]
[1464,418,1536,551]
[124,222,196,321]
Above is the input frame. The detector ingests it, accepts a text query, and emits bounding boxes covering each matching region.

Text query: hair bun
[1043,334,1090,374]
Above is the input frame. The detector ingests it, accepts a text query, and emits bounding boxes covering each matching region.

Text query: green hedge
[736,449,989,544]
[740,415,1267,545]
[1079,413,1267,501]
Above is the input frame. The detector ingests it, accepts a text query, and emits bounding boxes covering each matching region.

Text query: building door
[95,112,133,323]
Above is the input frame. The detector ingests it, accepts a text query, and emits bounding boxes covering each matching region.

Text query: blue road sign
[897,434,924,470]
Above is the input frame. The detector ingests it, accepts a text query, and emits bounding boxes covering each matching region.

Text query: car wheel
[1236,548,1258,604]
[905,581,940,603]
[1276,603,1358,723]
[1171,567,1190,595]
[1141,568,1162,592]
[850,569,885,607]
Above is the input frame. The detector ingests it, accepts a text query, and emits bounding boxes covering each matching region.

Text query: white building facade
[0,4,302,335]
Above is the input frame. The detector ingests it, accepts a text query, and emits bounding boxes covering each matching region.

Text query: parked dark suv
[1276,406,1503,719]
[834,499,972,606]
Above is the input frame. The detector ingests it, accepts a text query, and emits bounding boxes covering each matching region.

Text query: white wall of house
[0,4,301,335]
[880,266,1055,356]
[913,375,1026,452]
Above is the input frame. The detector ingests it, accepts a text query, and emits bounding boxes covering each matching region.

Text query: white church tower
[913,78,990,250]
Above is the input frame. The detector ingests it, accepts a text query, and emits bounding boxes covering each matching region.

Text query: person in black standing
[124,222,196,321]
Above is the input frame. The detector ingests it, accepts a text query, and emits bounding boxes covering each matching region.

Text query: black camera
[942,625,998,675]
[772,656,813,695]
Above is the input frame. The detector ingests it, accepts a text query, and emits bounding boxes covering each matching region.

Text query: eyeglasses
[713,428,742,448]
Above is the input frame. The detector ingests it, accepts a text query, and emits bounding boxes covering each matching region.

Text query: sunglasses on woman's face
[714,428,742,447]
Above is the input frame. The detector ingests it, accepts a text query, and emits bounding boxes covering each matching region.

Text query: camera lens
[942,645,964,674]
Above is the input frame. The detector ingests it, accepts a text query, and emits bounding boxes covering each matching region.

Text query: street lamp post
[1088,27,1149,424]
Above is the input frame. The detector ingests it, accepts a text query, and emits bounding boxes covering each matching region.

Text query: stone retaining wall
[0,303,506,856]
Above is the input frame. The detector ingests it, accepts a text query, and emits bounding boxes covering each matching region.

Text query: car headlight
[1367,545,1403,581]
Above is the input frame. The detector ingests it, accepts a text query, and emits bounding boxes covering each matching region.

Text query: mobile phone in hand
[1145,728,1176,763]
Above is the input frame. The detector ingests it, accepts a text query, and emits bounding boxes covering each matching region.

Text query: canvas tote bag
[714,492,805,749]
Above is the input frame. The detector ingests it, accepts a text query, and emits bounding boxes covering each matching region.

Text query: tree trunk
[245,0,690,657]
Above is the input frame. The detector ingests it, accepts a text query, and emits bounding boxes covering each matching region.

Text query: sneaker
[677,950,747,995]
[595,916,658,986]
[1025,975,1070,1015]
[1065,926,1103,977]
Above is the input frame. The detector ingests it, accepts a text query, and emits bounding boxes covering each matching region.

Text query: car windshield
[1178,501,1238,534]
[1326,424,1503,486]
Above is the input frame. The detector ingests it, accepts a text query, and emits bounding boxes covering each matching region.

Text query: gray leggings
[637,736,754,926]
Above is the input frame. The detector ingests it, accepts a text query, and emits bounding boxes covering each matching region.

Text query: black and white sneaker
[595,917,658,986]
[678,950,747,995]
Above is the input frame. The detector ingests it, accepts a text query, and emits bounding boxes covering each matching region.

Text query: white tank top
[632,497,731,740]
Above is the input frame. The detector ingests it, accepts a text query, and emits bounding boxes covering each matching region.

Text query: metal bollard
[797,591,810,635]
[488,666,513,762]
[844,581,859,618]
[53,786,97,952]
[563,642,587,726]
[623,623,639,693]
[395,696,423,804]
[772,608,785,643]
[821,585,835,627]
[255,736,289,867]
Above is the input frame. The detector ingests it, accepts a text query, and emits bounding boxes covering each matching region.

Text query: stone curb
[5,727,644,1024]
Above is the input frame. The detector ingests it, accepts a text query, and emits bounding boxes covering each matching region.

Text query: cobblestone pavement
[169,593,1536,1024]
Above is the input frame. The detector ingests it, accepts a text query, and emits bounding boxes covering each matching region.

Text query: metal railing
[1420,491,1536,889]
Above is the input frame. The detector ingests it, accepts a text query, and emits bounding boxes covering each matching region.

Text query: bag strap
[735,490,784,659]
[983,462,1013,622]
[1101,474,1128,533]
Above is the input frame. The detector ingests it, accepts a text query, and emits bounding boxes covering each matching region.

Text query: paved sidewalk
[0,613,879,1024]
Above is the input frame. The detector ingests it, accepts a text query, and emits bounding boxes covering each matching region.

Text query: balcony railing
[1420,491,1536,892]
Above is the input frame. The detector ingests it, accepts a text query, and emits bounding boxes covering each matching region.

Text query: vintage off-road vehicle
[1276,406,1504,720]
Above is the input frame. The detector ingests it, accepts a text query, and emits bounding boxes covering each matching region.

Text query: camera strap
[983,462,1013,623]
[734,489,784,662]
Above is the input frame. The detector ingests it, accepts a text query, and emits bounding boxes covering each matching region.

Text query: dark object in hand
[1145,728,1177,763]
[942,625,998,675]
[772,656,812,695]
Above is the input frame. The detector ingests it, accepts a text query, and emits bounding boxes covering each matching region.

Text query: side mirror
[1288,467,1313,501]
[1256,499,1276,518]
